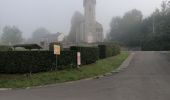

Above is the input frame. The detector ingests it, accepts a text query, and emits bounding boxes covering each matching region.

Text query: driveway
[1,51,170,100]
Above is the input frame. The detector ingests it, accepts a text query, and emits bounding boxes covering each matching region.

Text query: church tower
[84,0,96,23]
[83,0,97,43]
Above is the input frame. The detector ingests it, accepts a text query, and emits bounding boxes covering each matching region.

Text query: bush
[0,44,120,74]
[98,43,120,59]
[0,51,77,74]
[0,45,12,51]
[70,46,99,65]
[57,50,77,69]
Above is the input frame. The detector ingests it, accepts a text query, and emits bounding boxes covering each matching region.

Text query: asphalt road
[1,51,170,100]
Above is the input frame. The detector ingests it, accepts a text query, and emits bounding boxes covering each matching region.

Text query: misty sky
[0,0,163,38]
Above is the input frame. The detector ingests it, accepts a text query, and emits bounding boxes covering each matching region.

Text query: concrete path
[1,51,170,100]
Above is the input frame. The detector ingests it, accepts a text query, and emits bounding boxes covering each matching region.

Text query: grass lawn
[0,52,129,88]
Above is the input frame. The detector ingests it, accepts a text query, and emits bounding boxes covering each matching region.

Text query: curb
[0,52,135,91]
[115,52,135,72]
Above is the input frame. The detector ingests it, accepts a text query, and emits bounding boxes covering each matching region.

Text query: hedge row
[70,46,99,65]
[98,43,120,59]
[0,51,77,74]
[0,43,120,74]
[57,50,77,69]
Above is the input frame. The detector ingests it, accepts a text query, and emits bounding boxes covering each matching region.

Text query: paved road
[1,51,170,100]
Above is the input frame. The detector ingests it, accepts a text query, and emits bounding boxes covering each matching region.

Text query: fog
[0,0,162,38]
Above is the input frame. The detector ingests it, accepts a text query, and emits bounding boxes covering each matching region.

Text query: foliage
[98,43,120,59]
[28,27,50,43]
[109,9,143,47]
[70,46,99,65]
[1,26,23,45]
[0,45,103,73]
[141,1,170,50]
[108,1,170,51]
[0,52,129,88]
[68,11,84,43]
[0,51,77,74]
[57,50,77,69]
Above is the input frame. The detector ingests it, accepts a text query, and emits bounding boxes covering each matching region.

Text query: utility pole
[75,28,78,46]
[152,13,155,34]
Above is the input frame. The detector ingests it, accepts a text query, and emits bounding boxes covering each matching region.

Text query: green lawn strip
[0,52,129,88]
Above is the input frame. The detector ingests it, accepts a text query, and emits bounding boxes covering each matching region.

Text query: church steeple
[83,0,96,7]
[83,0,96,22]
[69,0,103,43]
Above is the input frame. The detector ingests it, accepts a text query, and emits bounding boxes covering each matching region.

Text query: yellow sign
[54,45,60,55]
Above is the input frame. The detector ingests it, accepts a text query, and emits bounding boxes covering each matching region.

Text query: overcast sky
[0,0,163,38]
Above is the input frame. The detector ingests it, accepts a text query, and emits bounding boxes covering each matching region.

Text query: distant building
[40,32,64,49]
[69,0,103,43]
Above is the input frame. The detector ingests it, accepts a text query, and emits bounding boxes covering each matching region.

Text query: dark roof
[13,44,42,50]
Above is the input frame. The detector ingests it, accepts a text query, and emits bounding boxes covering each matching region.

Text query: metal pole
[56,55,58,70]
[76,30,78,46]
[152,14,155,34]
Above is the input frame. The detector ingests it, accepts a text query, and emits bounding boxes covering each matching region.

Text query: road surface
[1,51,170,100]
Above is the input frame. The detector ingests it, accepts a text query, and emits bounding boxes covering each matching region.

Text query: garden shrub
[70,46,99,65]
[0,51,76,74]
[98,43,120,59]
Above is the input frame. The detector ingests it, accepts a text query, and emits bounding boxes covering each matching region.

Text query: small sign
[54,45,60,55]
[77,52,81,66]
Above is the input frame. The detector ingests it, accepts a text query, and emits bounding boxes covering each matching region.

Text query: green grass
[0,52,129,88]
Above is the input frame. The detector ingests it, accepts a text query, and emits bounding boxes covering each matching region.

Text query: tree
[29,27,50,43]
[109,9,143,47]
[1,26,23,45]
[108,1,170,50]
[68,11,84,43]
[140,0,170,50]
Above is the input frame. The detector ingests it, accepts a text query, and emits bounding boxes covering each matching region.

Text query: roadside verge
[0,52,133,90]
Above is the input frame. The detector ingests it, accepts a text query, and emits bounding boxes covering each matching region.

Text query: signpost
[54,45,61,69]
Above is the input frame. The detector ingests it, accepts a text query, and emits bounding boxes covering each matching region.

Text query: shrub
[57,50,77,69]
[98,43,120,59]
[0,51,77,74]
[70,46,99,65]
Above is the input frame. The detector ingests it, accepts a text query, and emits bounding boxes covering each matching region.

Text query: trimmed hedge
[70,46,99,65]
[0,43,120,74]
[98,43,120,59]
[0,51,77,74]
[57,50,77,69]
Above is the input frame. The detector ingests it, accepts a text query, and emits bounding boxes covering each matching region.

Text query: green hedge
[0,51,77,74]
[70,46,99,65]
[0,45,12,51]
[98,43,120,59]
[0,44,120,74]
[57,50,77,69]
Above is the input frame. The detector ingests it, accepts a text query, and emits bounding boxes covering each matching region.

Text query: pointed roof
[83,0,96,7]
